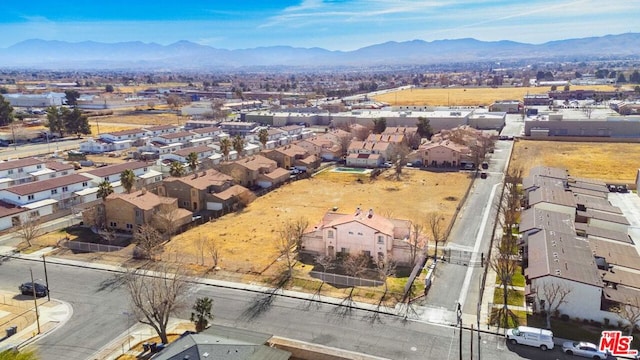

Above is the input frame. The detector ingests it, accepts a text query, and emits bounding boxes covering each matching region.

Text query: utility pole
[43,254,50,302]
[458,302,462,360]
[30,268,41,334]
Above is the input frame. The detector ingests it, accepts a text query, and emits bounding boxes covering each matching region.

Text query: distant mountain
[0,33,638,70]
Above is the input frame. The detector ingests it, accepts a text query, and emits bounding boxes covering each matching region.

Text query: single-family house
[104,189,192,233]
[206,184,253,213]
[301,208,416,265]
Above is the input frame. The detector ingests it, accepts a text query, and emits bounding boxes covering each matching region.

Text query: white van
[506,326,554,351]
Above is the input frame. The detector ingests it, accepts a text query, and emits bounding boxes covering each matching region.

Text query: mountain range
[0,33,638,71]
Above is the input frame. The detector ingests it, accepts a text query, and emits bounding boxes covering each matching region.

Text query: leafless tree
[133,223,164,260]
[195,234,207,266]
[352,124,372,141]
[405,131,422,150]
[409,223,424,268]
[82,204,106,229]
[206,239,220,270]
[101,228,117,245]
[211,99,230,120]
[342,253,370,278]
[614,296,640,335]
[337,133,353,157]
[124,263,193,344]
[427,212,445,260]
[16,216,43,247]
[535,281,573,330]
[375,256,396,294]
[152,204,182,240]
[316,255,334,273]
[276,220,302,278]
[499,167,523,246]
[490,250,519,329]
[388,143,411,180]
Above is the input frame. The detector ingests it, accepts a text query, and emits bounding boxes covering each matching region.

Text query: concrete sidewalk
[0,291,72,352]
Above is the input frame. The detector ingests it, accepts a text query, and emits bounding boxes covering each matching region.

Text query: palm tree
[232,135,245,157]
[97,180,113,201]
[186,152,198,174]
[120,169,135,194]
[258,128,269,149]
[190,297,214,332]
[219,137,232,161]
[169,161,185,177]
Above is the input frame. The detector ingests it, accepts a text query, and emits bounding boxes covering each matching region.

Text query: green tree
[219,137,232,161]
[0,94,14,126]
[169,161,185,177]
[0,86,8,94]
[372,117,386,134]
[105,84,114,93]
[63,107,91,135]
[120,169,135,194]
[630,70,640,84]
[232,135,245,157]
[64,90,80,106]
[258,128,269,148]
[550,85,557,91]
[416,117,433,139]
[563,85,570,91]
[190,297,214,332]
[46,106,67,137]
[187,152,198,174]
[97,180,114,201]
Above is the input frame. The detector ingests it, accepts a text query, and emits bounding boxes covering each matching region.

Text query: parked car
[562,341,611,359]
[506,326,554,351]
[19,281,48,297]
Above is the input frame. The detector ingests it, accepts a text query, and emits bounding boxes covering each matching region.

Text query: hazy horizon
[2,0,638,51]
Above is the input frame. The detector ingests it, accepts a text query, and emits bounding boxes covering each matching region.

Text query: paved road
[0,139,84,160]
[0,257,570,360]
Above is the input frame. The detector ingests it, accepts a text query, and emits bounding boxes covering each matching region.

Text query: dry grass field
[165,168,471,275]
[510,139,640,184]
[373,85,619,106]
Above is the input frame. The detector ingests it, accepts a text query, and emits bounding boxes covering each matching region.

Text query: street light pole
[30,268,41,334]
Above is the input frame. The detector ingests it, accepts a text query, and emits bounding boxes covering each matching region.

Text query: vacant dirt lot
[511,139,640,184]
[165,168,471,274]
[373,85,619,106]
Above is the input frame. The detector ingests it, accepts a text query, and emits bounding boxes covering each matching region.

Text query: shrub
[560,314,570,322]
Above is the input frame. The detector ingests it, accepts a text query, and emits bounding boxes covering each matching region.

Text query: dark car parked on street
[19,281,48,297]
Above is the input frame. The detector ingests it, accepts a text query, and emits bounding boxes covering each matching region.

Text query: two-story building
[158,169,237,212]
[418,141,469,168]
[104,189,192,233]
[0,173,92,216]
[218,155,289,188]
[143,124,181,137]
[301,208,416,265]
[0,158,47,187]
[261,144,318,170]
[160,146,216,166]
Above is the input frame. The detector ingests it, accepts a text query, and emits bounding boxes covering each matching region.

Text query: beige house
[104,189,192,232]
[418,141,469,167]
[158,169,234,212]
[301,208,418,265]
[261,144,319,170]
[218,155,289,189]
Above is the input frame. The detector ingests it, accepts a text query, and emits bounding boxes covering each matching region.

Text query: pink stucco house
[301,208,419,265]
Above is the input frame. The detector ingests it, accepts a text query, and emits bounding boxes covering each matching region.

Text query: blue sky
[1,0,638,51]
